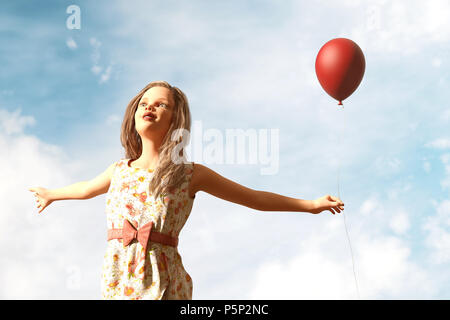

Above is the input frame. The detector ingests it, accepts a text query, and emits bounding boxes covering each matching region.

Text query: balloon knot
[338,101,343,105]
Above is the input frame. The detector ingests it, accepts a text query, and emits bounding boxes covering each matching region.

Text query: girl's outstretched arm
[28,181,88,214]
[83,162,116,199]
[28,162,116,214]
[190,163,344,214]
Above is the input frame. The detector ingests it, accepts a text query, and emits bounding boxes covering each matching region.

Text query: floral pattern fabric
[101,158,195,300]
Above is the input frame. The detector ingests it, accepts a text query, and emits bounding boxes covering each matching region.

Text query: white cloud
[89,37,101,49]
[343,0,450,56]
[0,108,35,135]
[424,200,450,264]
[426,139,450,149]
[0,108,113,298]
[89,37,113,83]
[442,153,450,168]
[360,197,379,216]
[389,210,410,235]
[249,213,434,299]
[90,37,102,75]
[373,156,402,177]
[66,37,77,50]
[91,65,102,75]
[387,181,412,200]
[356,234,433,298]
[249,245,356,299]
[99,65,112,84]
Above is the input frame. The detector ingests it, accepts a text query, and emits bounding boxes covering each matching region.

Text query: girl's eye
[139,102,167,107]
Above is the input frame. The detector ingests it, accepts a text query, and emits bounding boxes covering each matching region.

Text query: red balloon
[315,38,365,105]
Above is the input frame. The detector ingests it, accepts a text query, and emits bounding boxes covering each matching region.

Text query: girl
[28,80,344,300]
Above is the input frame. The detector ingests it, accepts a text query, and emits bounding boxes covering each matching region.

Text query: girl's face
[135,86,175,140]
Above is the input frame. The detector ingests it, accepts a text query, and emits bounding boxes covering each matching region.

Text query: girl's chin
[137,129,165,138]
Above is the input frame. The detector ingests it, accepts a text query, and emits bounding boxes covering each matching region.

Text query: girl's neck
[135,138,161,170]
[136,129,170,169]
[132,156,158,170]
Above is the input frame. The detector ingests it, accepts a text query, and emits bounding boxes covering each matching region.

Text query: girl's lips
[143,116,155,121]
[143,111,156,118]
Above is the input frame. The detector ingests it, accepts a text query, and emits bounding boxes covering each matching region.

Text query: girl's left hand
[311,194,344,215]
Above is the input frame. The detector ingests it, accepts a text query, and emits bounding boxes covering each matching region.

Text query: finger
[330,196,340,204]
[329,208,335,215]
[330,196,344,206]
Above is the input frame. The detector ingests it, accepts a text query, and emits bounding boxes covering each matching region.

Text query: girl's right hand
[28,187,53,214]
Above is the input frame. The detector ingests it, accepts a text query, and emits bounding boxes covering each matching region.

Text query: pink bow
[122,219,153,258]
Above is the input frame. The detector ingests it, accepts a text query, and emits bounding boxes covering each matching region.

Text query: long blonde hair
[120,81,192,201]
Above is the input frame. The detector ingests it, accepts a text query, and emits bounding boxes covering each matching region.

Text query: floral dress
[101,158,195,300]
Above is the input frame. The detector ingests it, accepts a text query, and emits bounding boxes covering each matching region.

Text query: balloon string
[337,104,361,299]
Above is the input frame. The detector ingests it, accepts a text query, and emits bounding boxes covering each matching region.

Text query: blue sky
[1,0,449,299]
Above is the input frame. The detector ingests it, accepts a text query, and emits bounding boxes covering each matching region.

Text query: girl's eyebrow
[140,97,170,105]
